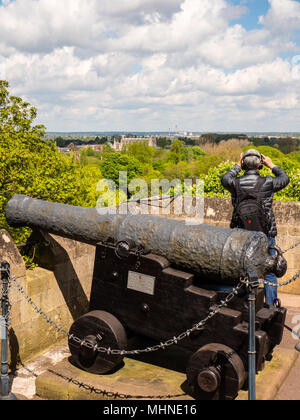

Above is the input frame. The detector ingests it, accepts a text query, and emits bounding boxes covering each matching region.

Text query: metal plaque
[127,271,156,295]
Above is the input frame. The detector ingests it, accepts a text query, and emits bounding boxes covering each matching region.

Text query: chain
[283,241,300,254]
[134,245,146,271]
[67,281,245,356]
[260,240,300,288]
[48,369,187,400]
[3,237,300,355]
[126,193,181,210]
[262,269,300,288]
[0,272,11,328]
[11,276,70,337]
[5,269,244,356]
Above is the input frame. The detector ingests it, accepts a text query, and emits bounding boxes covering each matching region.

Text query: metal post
[0,261,17,400]
[247,272,258,401]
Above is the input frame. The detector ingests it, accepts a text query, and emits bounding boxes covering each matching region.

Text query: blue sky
[230,0,271,29]
[1,0,300,132]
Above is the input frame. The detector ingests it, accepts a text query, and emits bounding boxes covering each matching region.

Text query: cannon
[6,195,288,400]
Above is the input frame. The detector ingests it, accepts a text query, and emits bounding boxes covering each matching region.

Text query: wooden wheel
[186,343,245,400]
[68,310,127,374]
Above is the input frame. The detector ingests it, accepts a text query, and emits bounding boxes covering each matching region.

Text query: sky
[0,0,300,132]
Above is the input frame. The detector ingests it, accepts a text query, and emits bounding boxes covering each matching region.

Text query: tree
[194,155,224,175]
[192,146,206,160]
[100,153,143,189]
[277,137,298,154]
[203,159,300,202]
[95,136,108,145]
[123,141,155,165]
[169,139,185,164]
[164,162,191,181]
[0,81,102,245]
[157,137,171,149]
[111,135,122,143]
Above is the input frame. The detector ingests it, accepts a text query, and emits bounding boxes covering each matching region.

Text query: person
[221,149,290,307]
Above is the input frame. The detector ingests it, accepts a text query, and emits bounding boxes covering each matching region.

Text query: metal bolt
[112,272,119,280]
[198,367,221,393]
[141,303,150,313]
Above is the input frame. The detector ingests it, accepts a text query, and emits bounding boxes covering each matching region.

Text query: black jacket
[221,165,290,237]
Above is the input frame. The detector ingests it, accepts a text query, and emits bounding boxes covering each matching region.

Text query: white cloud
[0,0,299,131]
[259,0,300,33]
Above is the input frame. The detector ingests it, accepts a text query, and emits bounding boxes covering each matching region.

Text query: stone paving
[274,306,300,400]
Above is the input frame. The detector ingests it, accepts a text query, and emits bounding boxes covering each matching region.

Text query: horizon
[46,130,300,135]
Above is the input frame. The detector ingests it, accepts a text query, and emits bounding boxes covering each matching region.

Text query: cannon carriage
[5,195,288,400]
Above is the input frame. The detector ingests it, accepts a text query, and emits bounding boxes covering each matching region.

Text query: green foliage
[191,147,205,160]
[203,159,300,202]
[123,141,155,165]
[168,139,185,164]
[0,81,102,247]
[100,153,143,188]
[152,160,167,173]
[204,161,232,197]
[164,162,191,181]
[243,146,300,171]
[194,155,224,176]
[101,143,114,157]
[96,180,128,208]
[273,169,300,201]
[288,151,300,164]
[156,137,172,148]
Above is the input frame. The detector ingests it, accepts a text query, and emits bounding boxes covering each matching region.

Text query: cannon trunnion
[68,242,287,401]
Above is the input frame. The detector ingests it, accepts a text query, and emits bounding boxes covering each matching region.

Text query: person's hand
[262,155,275,170]
[238,153,243,168]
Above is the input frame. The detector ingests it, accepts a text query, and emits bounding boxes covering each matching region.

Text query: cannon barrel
[5,195,282,285]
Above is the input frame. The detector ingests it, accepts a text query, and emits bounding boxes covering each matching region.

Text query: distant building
[58,144,104,154]
[77,144,104,152]
[58,147,72,154]
[112,136,157,151]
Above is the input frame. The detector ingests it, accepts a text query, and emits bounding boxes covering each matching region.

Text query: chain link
[260,240,300,288]
[134,245,146,271]
[261,269,300,288]
[5,269,245,356]
[0,273,11,328]
[283,241,300,254]
[48,369,187,400]
[8,273,70,337]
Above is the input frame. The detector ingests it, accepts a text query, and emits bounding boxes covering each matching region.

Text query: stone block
[288,225,300,236]
[27,270,51,297]
[19,292,41,324]
[0,230,26,279]
[31,230,96,270]
[279,269,300,295]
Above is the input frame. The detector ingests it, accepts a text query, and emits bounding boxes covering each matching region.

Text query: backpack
[234,177,268,235]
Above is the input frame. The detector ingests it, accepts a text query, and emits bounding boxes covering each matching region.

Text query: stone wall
[1,198,299,364]
[201,198,300,296]
[1,230,96,366]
